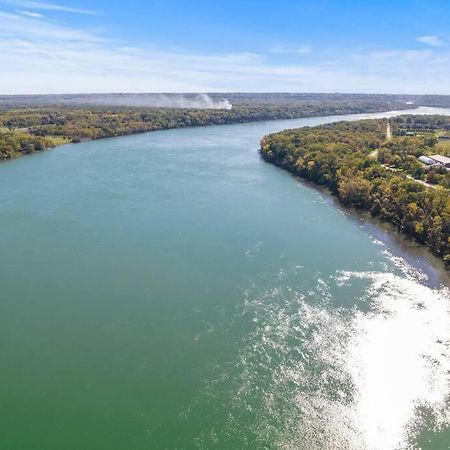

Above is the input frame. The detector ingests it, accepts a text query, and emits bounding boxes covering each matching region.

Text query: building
[429,155,450,168]
[418,155,437,166]
[418,154,450,168]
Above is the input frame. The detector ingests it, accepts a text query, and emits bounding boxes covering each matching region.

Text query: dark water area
[0,107,449,449]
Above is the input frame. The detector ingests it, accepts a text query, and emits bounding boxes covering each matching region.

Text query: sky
[0,0,449,94]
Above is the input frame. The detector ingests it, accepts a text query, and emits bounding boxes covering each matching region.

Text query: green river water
[1,107,449,449]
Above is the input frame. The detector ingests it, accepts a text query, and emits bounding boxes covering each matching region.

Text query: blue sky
[0,0,449,94]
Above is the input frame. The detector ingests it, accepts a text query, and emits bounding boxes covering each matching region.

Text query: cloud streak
[0,0,97,15]
[416,35,443,47]
[269,45,312,55]
[0,11,449,94]
[18,9,43,17]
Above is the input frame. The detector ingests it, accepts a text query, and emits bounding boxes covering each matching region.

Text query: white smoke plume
[26,93,234,109]
[157,93,233,110]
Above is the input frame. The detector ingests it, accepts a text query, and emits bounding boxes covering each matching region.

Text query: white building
[429,155,450,168]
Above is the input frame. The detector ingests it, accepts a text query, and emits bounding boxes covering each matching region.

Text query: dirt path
[381,164,437,189]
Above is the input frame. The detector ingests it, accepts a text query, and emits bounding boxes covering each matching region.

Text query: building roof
[430,154,450,165]
[418,155,437,165]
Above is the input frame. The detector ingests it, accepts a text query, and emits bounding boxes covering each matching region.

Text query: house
[429,154,450,168]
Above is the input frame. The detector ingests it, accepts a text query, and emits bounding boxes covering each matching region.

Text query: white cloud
[0,0,96,15]
[18,9,43,17]
[0,11,107,42]
[0,11,449,94]
[270,45,312,55]
[416,35,443,47]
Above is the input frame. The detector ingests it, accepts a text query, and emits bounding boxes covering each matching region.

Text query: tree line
[0,100,411,161]
[260,118,450,265]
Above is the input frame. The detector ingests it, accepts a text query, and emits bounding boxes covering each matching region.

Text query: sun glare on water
[219,251,450,449]
[343,271,449,449]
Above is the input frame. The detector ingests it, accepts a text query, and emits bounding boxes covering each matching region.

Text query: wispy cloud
[270,45,312,55]
[18,9,43,17]
[0,11,449,94]
[0,0,97,15]
[0,11,107,42]
[416,35,443,47]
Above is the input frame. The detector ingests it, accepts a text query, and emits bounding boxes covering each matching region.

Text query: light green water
[0,108,449,449]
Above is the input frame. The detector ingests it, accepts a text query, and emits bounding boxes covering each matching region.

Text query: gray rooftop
[430,154,450,165]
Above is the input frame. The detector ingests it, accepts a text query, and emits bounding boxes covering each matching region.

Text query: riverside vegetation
[260,116,450,265]
[0,100,411,161]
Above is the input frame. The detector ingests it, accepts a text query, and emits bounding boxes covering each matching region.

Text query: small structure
[418,155,438,166]
[429,154,450,168]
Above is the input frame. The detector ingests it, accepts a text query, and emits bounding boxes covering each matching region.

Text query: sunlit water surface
[0,107,449,449]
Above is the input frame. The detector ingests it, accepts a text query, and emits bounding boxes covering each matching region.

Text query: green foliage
[260,118,450,265]
[0,100,410,161]
[0,130,55,159]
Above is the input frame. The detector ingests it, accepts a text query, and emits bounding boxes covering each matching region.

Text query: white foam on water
[370,237,429,283]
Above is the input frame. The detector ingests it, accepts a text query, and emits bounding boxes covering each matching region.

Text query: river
[0,107,449,449]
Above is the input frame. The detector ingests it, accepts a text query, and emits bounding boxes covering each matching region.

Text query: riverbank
[0,101,413,161]
[260,117,450,267]
[296,176,450,286]
[1,109,449,449]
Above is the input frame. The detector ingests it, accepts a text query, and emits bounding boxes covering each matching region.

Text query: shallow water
[0,107,449,449]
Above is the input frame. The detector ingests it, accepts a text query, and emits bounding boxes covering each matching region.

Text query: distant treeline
[260,117,450,265]
[391,114,450,132]
[0,100,411,160]
[1,92,450,108]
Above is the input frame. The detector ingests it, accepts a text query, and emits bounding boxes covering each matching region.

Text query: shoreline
[289,174,450,284]
[259,115,450,271]
[260,158,450,272]
[0,104,417,163]
[2,107,448,277]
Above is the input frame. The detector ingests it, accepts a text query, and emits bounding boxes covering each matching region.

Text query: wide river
[1,107,449,450]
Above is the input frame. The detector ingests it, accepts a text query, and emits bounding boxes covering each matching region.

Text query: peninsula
[260,115,450,265]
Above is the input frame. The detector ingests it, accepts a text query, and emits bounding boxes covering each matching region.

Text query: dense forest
[1,92,450,108]
[0,100,411,161]
[260,117,450,265]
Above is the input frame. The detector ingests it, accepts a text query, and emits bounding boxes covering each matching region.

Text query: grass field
[46,135,71,146]
[1,126,70,147]
[435,139,450,156]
